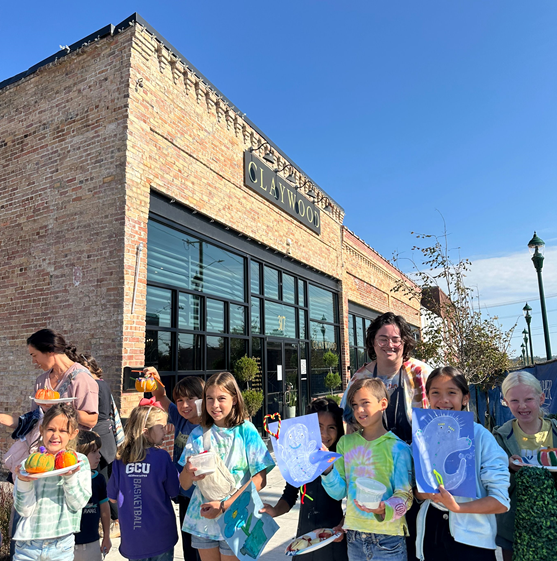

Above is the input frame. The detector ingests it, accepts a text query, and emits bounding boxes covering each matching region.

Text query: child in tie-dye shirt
[322,377,413,561]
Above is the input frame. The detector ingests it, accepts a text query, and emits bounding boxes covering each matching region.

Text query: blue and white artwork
[412,408,477,498]
[217,481,279,561]
[268,413,341,488]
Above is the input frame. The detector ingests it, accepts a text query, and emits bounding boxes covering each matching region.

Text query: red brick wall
[0,32,133,456]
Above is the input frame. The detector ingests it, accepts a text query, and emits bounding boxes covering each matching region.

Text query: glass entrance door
[266,340,299,419]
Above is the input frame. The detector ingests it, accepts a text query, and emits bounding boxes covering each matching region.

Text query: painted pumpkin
[25,450,55,473]
[537,448,557,467]
[54,450,78,470]
[35,388,60,400]
[135,377,157,392]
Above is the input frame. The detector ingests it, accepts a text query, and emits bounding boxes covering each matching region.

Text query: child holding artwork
[260,397,348,561]
[321,378,413,561]
[107,399,180,561]
[414,366,510,561]
[74,430,112,561]
[492,370,557,561]
[12,404,92,561]
[179,371,275,561]
[146,366,204,561]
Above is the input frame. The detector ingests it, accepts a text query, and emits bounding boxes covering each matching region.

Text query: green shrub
[513,466,557,560]
[242,389,264,418]
[326,394,342,405]
[234,355,259,388]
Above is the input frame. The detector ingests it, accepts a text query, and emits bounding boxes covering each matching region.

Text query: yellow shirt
[513,418,552,459]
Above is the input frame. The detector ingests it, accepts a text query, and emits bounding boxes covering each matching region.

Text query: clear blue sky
[2,1,556,358]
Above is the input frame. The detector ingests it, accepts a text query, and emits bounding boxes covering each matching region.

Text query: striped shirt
[13,453,92,541]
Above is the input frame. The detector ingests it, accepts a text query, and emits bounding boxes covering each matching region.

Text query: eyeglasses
[375,336,403,348]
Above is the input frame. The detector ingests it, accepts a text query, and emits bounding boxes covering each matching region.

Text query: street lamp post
[528,232,552,360]
[521,343,526,366]
[523,303,535,364]
[522,329,530,365]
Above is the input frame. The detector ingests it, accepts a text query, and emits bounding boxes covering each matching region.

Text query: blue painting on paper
[217,481,279,560]
[267,413,341,488]
[412,408,477,498]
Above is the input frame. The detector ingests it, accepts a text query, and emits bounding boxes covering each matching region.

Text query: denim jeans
[14,533,75,561]
[346,530,407,561]
[134,550,173,561]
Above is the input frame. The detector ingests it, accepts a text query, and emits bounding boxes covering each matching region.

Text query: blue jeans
[134,551,173,561]
[346,530,407,561]
[14,533,74,561]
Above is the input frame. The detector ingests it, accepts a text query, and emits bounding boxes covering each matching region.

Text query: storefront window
[348,310,379,374]
[251,297,261,334]
[264,266,279,300]
[145,330,172,372]
[146,286,172,327]
[178,333,202,370]
[178,293,201,331]
[251,261,260,294]
[298,309,306,340]
[308,284,336,323]
[264,301,296,338]
[283,274,295,304]
[230,305,246,335]
[207,336,225,370]
[206,299,225,333]
[309,320,339,396]
[298,279,306,307]
[201,242,245,301]
[230,338,248,370]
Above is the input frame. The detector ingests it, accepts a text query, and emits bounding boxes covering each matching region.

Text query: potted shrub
[323,351,341,403]
[285,390,297,419]
[234,355,263,420]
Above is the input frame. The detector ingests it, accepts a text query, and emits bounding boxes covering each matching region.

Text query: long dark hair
[365,312,416,361]
[426,366,470,398]
[27,329,80,362]
[306,397,344,452]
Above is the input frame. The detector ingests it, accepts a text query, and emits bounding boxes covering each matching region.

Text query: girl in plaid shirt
[13,403,92,561]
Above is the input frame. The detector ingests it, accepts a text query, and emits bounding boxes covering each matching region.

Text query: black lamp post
[320,315,327,350]
[522,329,530,365]
[523,303,535,364]
[521,343,526,366]
[528,232,552,360]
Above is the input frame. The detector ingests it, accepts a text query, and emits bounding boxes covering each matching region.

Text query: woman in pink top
[28,329,99,430]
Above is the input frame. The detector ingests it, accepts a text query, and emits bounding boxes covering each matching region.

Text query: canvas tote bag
[195,427,237,502]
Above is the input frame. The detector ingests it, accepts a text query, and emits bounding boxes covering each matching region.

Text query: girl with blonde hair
[493,370,557,561]
[107,399,179,561]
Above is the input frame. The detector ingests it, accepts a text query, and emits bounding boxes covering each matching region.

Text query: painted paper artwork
[267,413,341,487]
[412,408,477,498]
[217,481,279,561]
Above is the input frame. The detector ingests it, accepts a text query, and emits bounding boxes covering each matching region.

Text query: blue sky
[2,1,556,358]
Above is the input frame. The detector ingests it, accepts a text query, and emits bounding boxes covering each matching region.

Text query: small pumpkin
[537,448,557,467]
[54,449,78,470]
[135,377,157,392]
[35,388,60,400]
[25,448,55,473]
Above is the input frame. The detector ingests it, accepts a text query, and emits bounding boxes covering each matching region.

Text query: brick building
[0,13,420,452]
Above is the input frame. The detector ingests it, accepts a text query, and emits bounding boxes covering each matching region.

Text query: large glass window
[178,293,201,331]
[348,309,380,374]
[264,301,296,338]
[264,266,279,300]
[308,284,336,323]
[146,286,172,327]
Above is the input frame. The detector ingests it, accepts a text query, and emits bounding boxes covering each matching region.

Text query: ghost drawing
[278,423,318,484]
[415,414,472,491]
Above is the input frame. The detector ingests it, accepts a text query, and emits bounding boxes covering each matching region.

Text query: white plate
[285,528,342,556]
[30,396,78,405]
[512,459,557,472]
[20,460,84,479]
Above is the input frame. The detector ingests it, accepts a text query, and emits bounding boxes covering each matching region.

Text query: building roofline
[0,12,344,213]
[343,225,419,288]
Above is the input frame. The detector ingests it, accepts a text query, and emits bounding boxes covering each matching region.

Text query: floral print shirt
[179,421,274,540]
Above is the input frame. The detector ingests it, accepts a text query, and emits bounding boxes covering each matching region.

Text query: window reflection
[145,330,172,372]
[283,274,295,304]
[207,299,225,333]
[179,293,201,331]
[207,336,226,370]
[146,286,172,327]
[178,334,202,370]
[264,266,279,300]
[264,301,296,338]
[230,305,246,335]
[308,284,336,322]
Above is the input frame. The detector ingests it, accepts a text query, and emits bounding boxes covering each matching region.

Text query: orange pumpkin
[538,448,557,467]
[35,389,60,400]
[25,450,55,473]
[135,377,157,392]
[54,450,78,470]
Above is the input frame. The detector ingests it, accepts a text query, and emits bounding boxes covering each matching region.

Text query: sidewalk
[105,463,299,560]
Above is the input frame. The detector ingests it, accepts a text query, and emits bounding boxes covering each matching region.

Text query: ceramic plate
[20,460,84,479]
[512,459,557,472]
[285,528,342,556]
[30,396,78,405]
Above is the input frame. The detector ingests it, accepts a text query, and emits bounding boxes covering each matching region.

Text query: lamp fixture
[249,140,276,165]
[273,163,297,186]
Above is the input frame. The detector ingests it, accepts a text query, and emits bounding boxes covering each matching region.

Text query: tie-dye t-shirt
[321,431,413,536]
[179,420,274,540]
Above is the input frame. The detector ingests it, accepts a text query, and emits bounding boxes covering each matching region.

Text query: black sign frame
[243,152,321,235]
